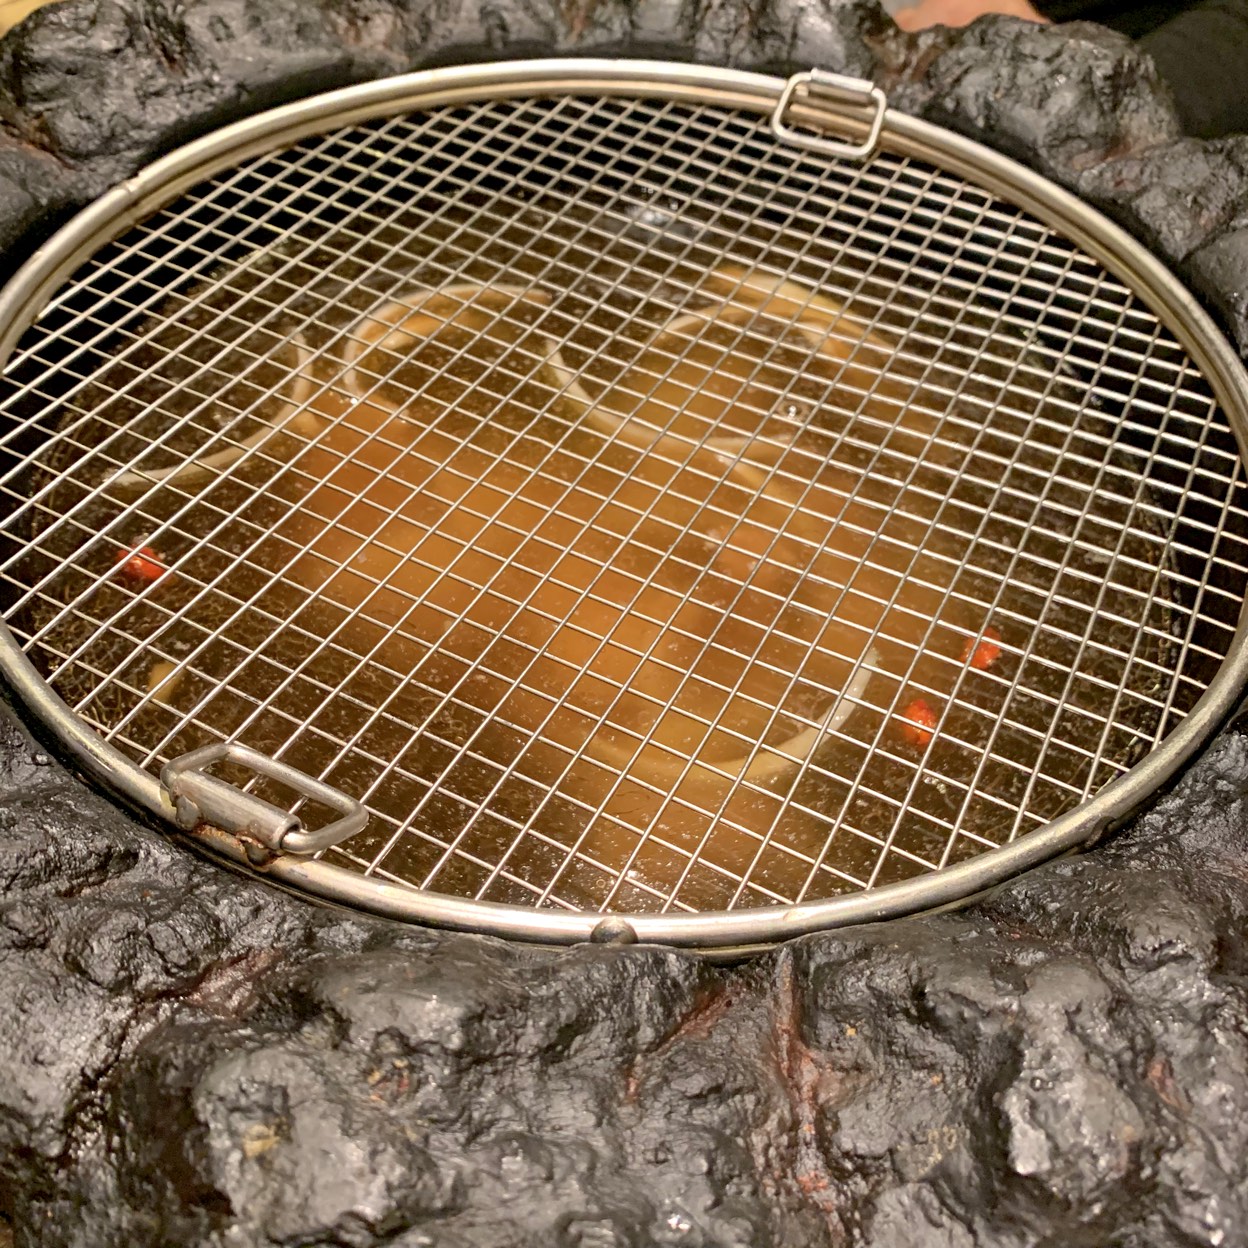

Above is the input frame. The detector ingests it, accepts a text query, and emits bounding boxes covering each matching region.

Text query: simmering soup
[237,268,982,897]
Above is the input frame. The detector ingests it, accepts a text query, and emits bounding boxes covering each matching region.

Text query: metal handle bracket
[770,68,887,162]
[160,742,368,855]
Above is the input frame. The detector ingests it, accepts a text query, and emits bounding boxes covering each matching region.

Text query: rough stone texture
[7,704,1248,1247]
[1189,228,1248,356]
[1077,136,1248,259]
[875,18,1181,180]
[3,0,1248,1244]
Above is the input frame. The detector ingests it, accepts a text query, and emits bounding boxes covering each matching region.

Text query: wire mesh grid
[1,83,1246,918]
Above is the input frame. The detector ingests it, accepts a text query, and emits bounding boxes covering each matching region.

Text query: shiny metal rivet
[590,917,639,945]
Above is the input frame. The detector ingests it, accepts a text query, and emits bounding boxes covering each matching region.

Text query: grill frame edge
[2,57,1247,947]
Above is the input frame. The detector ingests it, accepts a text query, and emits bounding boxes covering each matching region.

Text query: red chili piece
[114,544,167,584]
[899,697,938,748]
[961,626,1002,671]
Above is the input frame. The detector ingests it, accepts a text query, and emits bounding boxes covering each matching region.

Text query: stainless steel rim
[1,58,1246,948]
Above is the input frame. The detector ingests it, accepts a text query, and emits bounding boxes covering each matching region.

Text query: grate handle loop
[770,68,887,162]
[160,742,368,855]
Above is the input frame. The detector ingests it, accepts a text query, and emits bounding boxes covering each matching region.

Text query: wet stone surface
[2,0,1248,1244]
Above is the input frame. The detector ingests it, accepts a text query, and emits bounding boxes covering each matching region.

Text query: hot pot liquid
[17,200,1176,913]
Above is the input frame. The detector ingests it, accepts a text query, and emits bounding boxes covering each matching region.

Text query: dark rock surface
[876,18,1181,180]
[7,702,1248,1247]
[1189,228,1248,358]
[3,0,1248,1244]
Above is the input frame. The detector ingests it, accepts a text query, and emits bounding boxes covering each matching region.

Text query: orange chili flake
[961,627,1002,671]
[899,697,938,748]
[114,544,167,584]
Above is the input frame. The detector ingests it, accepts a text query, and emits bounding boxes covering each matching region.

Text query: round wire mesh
[1,65,1247,936]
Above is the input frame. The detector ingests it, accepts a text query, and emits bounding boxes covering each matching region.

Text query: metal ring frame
[2,58,1248,950]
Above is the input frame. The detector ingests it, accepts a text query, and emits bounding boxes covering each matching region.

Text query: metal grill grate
[1,62,1246,945]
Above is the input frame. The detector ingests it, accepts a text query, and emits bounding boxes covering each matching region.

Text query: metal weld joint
[160,742,368,855]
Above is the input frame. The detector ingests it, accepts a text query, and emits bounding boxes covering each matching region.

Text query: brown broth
[266,278,978,900]
[4,189,1183,918]
[17,214,1174,915]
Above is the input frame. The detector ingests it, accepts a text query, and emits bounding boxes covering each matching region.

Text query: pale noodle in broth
[230,270,982,900]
